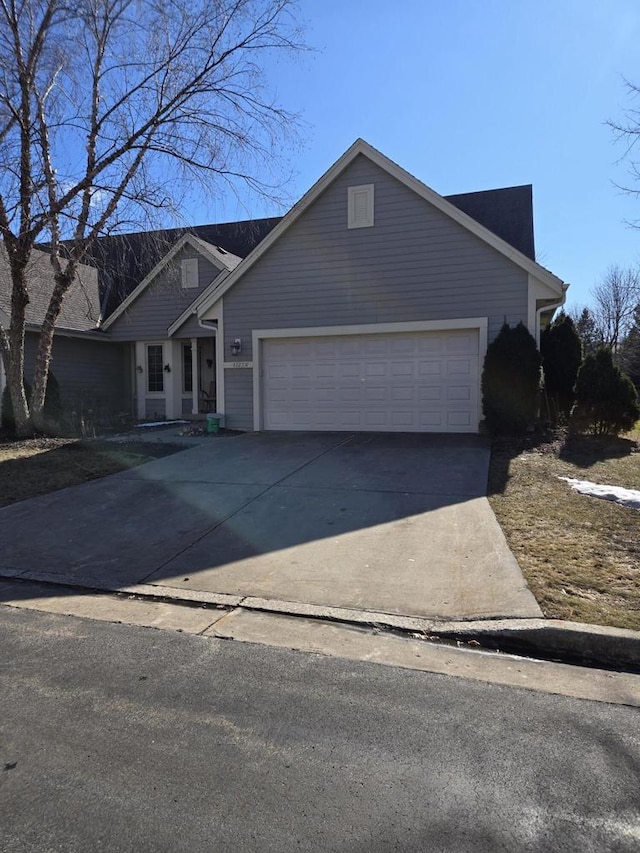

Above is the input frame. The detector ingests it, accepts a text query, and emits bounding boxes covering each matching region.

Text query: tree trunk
[31,271,69,432]
[5,264,31,437]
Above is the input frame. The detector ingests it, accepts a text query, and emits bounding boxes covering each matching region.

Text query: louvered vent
[348,184,374,229]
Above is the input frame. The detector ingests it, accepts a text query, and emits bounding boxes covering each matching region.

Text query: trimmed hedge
[540,313,582,423]
[482,322,542,434]
[571,348,640,436]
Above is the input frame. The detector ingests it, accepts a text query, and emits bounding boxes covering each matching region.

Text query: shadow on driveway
[0,432,541,620]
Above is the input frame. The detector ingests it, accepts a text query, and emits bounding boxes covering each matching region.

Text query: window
[347,184,374,229]
[183,344,193,393]
[181,258,199,288]
[147,344,164,392]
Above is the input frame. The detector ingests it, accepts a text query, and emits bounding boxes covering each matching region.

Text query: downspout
[535,283,569,348]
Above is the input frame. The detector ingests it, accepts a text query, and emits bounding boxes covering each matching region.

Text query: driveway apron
[0,432,541,620]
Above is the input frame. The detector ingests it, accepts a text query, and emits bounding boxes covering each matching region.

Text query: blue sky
[202,0,640,311]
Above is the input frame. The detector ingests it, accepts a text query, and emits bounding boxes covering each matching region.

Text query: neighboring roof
[197,139,566,319]
[446,185,535,261]
[101,233,241,330]
[88,217,281,319]
[0,245,101,332]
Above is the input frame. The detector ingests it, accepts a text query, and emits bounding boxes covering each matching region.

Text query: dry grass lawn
[0,436,183,507]
[489,425,640,630]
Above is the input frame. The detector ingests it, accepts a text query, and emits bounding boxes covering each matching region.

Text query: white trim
[199,302,225,414]
[251,317,488,432]
[190,338,198,415]
[167,268,229,337]
[25,324,112,342]
[348,184,374,229]
[135,341,145,419]
[145,342,166,395]
[535,290,567,347]
[527,274,567,337]
[103,233,233,330]
[199,138,565,320]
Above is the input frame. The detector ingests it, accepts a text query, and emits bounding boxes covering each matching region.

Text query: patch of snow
[558,477,640,510]
[135,420,189,428]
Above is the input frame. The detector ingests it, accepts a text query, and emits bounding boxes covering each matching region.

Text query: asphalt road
[1,606,639,853]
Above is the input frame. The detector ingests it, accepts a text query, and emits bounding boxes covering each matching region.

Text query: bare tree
[591,264,640,352]
[609,78,640,207]
[0,0,303,435]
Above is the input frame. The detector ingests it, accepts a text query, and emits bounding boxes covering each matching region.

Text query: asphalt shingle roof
[89,184,535,320]
[0,246,101,332]
[445,185,535,262]
[88,217,281,318]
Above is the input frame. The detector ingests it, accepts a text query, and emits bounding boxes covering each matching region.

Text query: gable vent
[181,257,199,288]
[348,184,374,229]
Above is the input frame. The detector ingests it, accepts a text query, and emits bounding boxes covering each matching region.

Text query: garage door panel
[391,385,417,402]
[365,362,389,378]
[417,360,442,376]
[446,359,473,376]
[447,385,471,401]
[448,411,473,427]
[262,329,479,433]
[419,386,443,402]
[364,386,389,403]
[390,361,414,377]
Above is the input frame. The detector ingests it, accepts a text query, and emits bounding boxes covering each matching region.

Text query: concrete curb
[1,567,638,671]
[430,618,640,671]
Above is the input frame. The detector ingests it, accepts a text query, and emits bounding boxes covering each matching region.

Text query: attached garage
[256,323,484,433]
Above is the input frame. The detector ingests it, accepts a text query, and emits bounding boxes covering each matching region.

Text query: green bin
[206,414,220,433]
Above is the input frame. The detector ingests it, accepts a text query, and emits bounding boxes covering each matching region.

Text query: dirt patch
[488,429,640,631]
[0,436,184,508]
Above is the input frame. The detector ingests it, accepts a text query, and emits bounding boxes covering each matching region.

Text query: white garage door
[261,329,479,433]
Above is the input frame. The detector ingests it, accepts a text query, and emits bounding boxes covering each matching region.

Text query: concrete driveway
[0,432,541,620]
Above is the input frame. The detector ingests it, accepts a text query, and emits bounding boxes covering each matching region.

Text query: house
[1,139,568,433]
[98,220,280,421]
[0,246,127,419]
[101,138,567,433]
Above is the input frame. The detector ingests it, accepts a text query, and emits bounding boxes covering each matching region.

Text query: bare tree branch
[0,0,304,434]
[591,264,640,352]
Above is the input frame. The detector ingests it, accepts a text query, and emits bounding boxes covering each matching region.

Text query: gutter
[535,283,569,347]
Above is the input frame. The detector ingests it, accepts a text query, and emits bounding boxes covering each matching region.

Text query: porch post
[191,338,198,414]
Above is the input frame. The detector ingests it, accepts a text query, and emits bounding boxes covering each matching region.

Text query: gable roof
[101,232,242,331]
[446,185,535,261]
[90,183,537,321]
[197,139,565,318]
[0,245,101,332]
[88,216,281,319]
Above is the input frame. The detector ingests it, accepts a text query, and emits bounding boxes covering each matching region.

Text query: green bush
[1,373,63,434]
[571,348,640,436]
[482,322,542,434]
[540,313,582,423]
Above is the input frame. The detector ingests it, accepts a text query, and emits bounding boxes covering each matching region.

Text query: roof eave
[198,138,566,318]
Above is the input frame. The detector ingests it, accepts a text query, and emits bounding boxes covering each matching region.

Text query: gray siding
[24,331,129,419]
[224,371,253,429]
[221,155,529,430]
[108,246,223,341]
[172,311,214,339]
[145,398,166,420]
